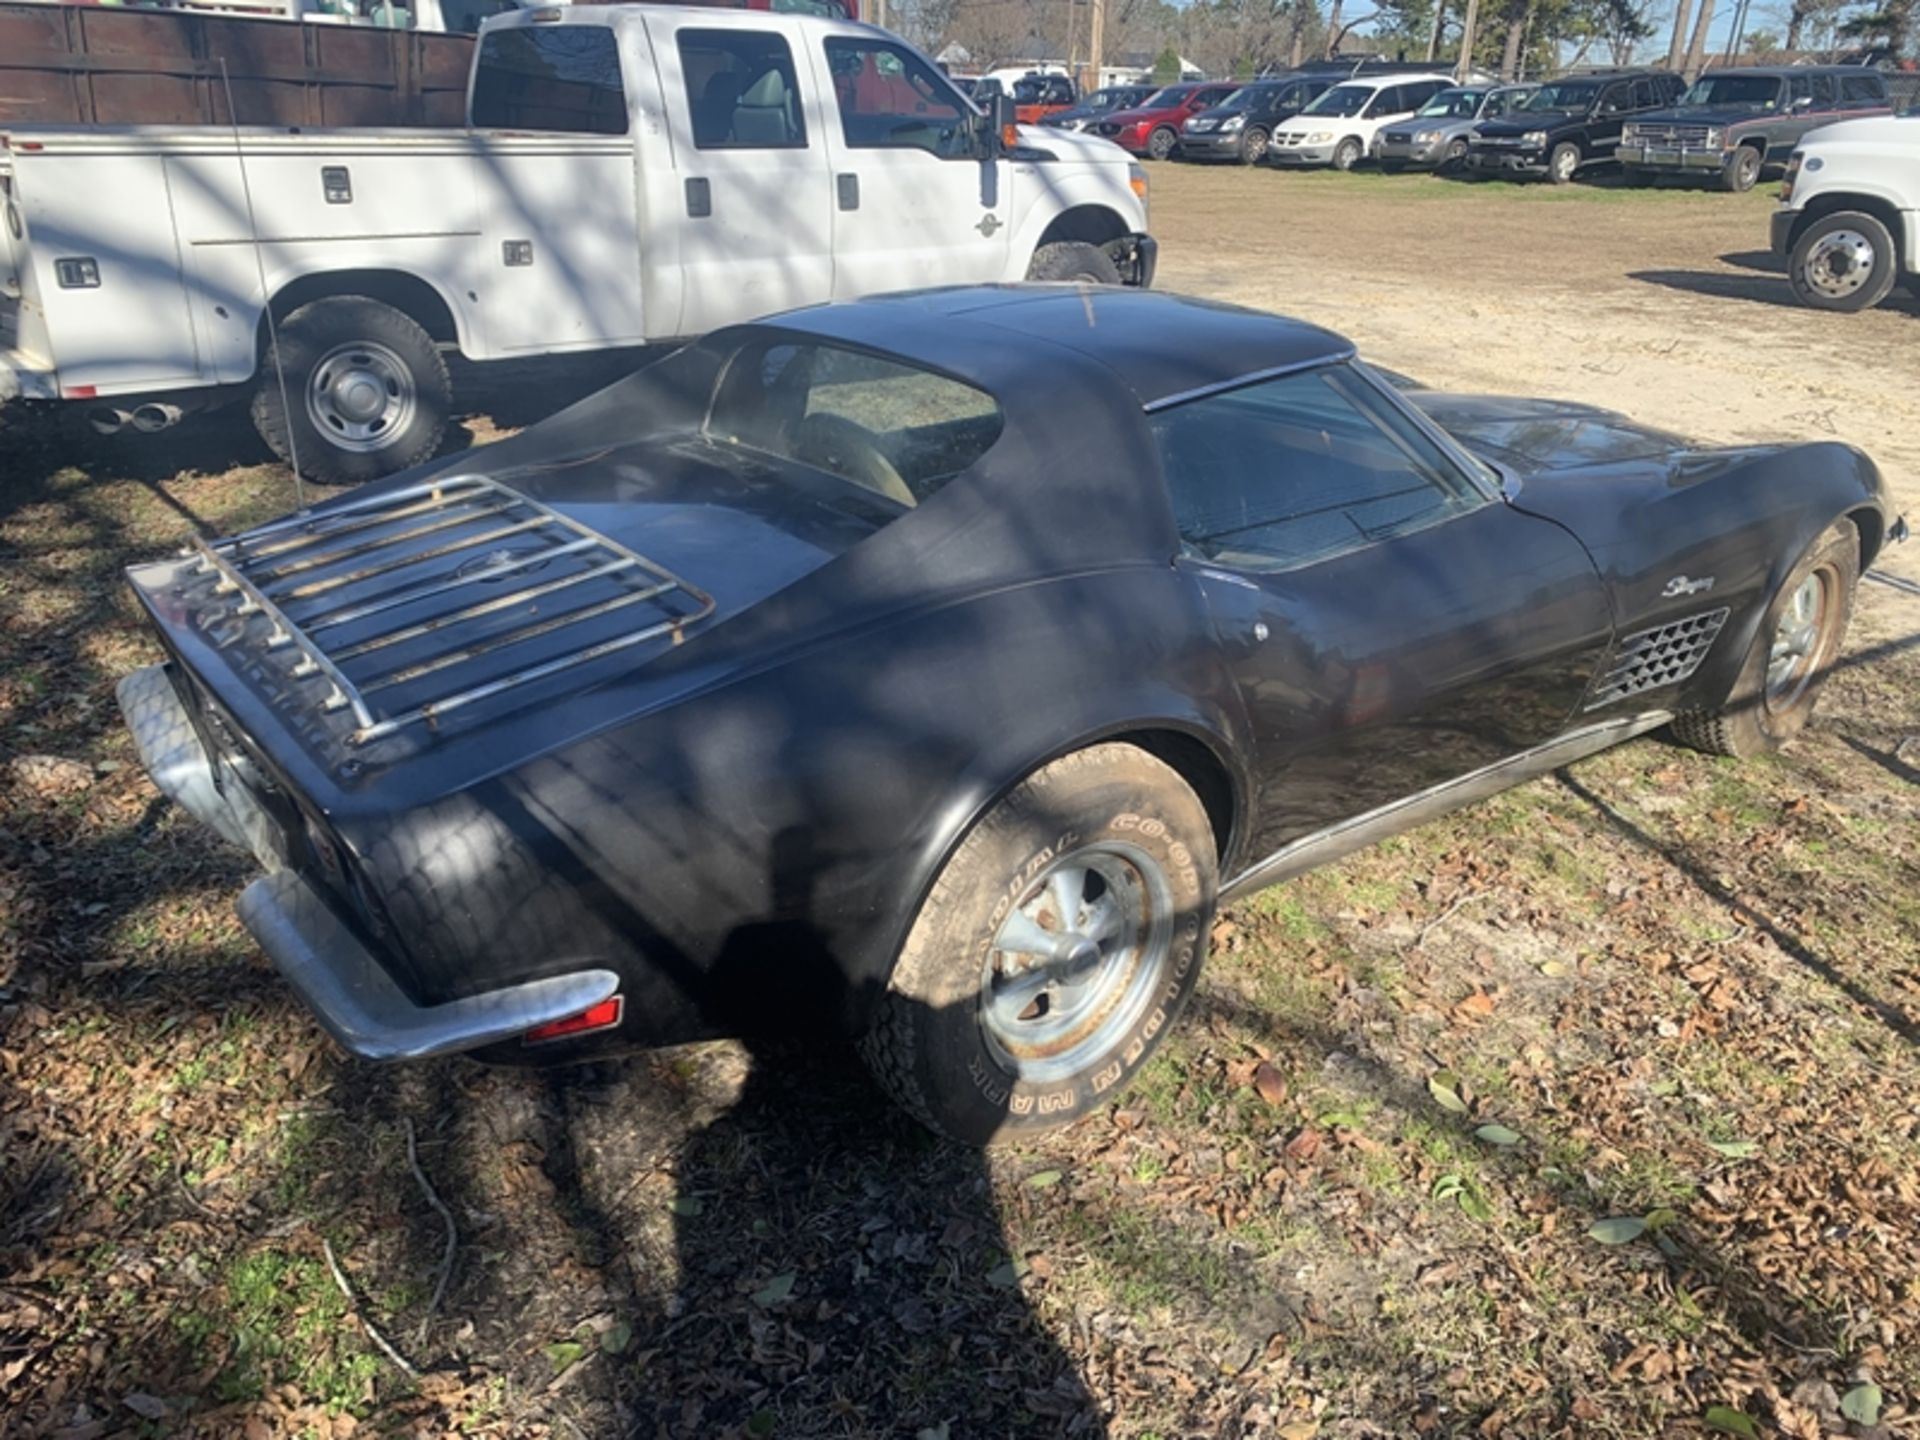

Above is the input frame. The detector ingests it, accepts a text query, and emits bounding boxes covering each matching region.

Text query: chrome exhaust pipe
[88,406,134,436]
[131,402,186,434]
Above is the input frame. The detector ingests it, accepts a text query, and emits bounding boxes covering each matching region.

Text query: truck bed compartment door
[644,16,837,336]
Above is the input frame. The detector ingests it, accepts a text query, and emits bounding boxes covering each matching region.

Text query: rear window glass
[709,343,1003,510]
[471,27,628,135]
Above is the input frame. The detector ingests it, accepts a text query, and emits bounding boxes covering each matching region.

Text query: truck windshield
[471,27,629,135]
[709,342,1004,512]
[1303,84,1371,117]
[1416,88,1483,118]
[1681,74,1783,107]
[1522,80,1599,112]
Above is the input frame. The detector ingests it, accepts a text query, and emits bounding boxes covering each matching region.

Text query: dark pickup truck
[1617,66,1893,191]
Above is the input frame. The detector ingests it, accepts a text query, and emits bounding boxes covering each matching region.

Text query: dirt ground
[3,166,1919,1440]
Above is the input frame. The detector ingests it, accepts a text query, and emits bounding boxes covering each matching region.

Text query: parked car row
[1096,61,1895,191]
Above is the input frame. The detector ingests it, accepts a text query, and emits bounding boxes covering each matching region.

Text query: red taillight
[523,995,624,1045]
[64,384,97,398]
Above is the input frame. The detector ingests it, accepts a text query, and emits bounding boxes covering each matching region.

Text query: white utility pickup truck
[1772,113,1920,312]
[0,4,1153,481]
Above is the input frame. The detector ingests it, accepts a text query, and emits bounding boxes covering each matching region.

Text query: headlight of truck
[1704,126,1726,149]
[1306,130,1334,143]
[1522,130,1548,147]
[1621,123,1642,142]
[1221,114,1245,132]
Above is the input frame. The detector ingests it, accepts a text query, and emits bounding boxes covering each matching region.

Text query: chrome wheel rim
[1245,129,1268,162]
[1803,229,1875,299]
[1552,148,1576,181]
[979,842,1172,1085]
[306,339,415,453]
[1765,571,1830,711]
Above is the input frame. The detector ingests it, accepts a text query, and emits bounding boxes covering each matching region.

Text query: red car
[1089,81,1238,159]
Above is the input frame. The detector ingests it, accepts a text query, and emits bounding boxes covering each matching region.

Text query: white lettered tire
[860,743,1217,1145]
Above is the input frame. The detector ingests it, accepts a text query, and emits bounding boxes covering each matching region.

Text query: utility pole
[1087,0,1106,93]
[1454,0,1480,80]
[1426,0,1448,62]
[1667,0,1694,71]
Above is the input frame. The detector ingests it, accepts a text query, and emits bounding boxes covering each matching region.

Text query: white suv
[1267,74,1456,170]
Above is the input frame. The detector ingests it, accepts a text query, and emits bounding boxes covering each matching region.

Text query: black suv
[1617,66,1892,191]
[1469,70,1687,183]
[1177,75,1335,164]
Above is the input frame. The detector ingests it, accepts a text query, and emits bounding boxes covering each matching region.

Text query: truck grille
[1585,607,1730,710]
[174,474,714,745]
[1628,122,1714,145]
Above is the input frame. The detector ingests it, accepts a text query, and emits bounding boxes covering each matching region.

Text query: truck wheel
[1547,142,1581,184]
[1026,241,1123,285]
[1718,145,1763,193]
[1146,125,1178,161]
[1788,211,1898,312]
[252,296,451,485]
[1672,519,1857,759]
[1332,137,1363,171]
[1241,126,1270,164]
[859,743,1217,1145]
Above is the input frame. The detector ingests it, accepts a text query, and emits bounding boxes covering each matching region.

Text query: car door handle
[837,173,859,211]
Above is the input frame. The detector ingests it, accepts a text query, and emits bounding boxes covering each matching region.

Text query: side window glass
[1632,79,1655,108]
[1840,74,1883,104]
[1367,86,1399,116]
[470,26,629,135]
[1807,74,1835,105]
[823,38,972,156]
[1153,366,1484,573]
[677,29,806,150]
[1598,84,1627,114]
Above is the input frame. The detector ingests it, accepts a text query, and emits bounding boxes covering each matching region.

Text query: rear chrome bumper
[117,661,619,1061]
[237,871,619,1061]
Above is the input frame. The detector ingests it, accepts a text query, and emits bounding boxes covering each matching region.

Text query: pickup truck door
[645,15,838,335]
[803,32,1012,296]
[1156,365,1614,863]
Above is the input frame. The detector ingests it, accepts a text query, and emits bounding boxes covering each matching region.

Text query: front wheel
[1441,138,1469,171]
[1240,126,1270,164]
[1671,519,1858,758]
[1718,145,1762,193]
[1788,211,1898,312]
[251,295,450,485]
[1546,142,1581,185]
[1146,125,1178,161]
[1026,240,1123,285]
[1332,137,1363,171]
[860,743,1218,1144]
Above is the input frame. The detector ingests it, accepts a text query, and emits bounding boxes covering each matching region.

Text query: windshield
[1304,83,1371,116]
[1087,87,1138,110]
[1522,80,1600,112]
[1143,85,1196,107]
[1012,78,1045,101]
[1681,74,1783,107]
[1416,87,1484,118]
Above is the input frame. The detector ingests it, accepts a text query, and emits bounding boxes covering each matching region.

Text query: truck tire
[859,742,1217,1145]
[1788,211,1899,312]
[1671,519,1857,759]
[1718,145,1763,193]
[1026,241,1123,285]
[1547,142,1581,184]
[252,296,451,485]
[1146,125,1179,161]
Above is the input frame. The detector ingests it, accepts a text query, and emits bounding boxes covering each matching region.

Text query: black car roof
[1692,64,1869,78]
[752,287,1355,410]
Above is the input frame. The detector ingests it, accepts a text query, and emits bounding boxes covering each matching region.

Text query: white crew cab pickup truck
[1772,114,1920,312]
[0,4,1153,481]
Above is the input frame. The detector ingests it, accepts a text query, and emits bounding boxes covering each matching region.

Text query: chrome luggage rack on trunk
[180,474,715,746]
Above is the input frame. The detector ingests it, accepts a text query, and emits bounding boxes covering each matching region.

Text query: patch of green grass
[213,1248,380,1408]
[1247,887,1332,945]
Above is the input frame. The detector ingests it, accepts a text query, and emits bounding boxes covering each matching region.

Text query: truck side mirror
[980,90,1017,154]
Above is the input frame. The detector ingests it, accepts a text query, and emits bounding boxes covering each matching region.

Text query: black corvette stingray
[119,287,1898,1142]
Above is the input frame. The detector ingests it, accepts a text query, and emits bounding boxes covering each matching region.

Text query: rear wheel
[1332,136,1364,171]
[1672,519,1858,758]
[1718,145,1763,193]
[859,743,1218,1144]
[1241,126,1270,164]
[1547,141,1581,184]
[1026,241,1123,285]
[1788,211,1898,312]
[1147,125,1179,160]
[251,295,450,486]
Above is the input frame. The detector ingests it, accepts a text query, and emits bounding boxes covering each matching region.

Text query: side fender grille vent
[1585,607,1730,711]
